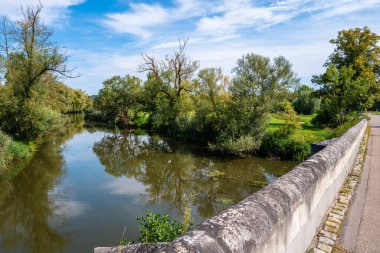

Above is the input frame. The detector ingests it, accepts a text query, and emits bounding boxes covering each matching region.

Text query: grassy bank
[268,114,331,142]
[260,114,332,161]
[0,131,35,174]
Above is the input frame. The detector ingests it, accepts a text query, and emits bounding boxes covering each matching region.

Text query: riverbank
[0,131,35,174]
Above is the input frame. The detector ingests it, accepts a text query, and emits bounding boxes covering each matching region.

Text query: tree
[1,4,75,101]
[313,65,370,126]
[313,27,380,126]
[94,75,142,125]
[210,53,300,155]
[326,26,380,79]
[0,4,75,140]
[139,39,199,130]
[292,85,320,115]
[197,67,228,110]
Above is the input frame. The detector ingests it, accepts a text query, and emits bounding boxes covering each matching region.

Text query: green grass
[367,111,380,115]
[0,131,34,174]
[268,114,331,142]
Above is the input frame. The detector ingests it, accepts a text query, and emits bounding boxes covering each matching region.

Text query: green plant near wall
[138,210,187,243]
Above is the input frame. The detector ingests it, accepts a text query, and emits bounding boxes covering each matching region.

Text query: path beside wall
[340,114,380,252]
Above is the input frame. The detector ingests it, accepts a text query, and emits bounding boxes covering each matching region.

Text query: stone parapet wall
[95,120,367,253]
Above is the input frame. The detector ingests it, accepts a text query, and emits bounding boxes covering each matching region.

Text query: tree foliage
[139,39,199,130]
[314,27,380,127]
[210,54,300,154]
[1,5,74,101]
[0,4,86,141]
[292,85,320,115]
[94,75,142,125]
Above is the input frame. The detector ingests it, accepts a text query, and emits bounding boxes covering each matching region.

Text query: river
[0,116,297,253]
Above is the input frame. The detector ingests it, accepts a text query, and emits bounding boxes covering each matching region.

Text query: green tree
[313,27,380,126]
[313,65,370,126]
[94,75,142,125]
[1,5,74,101]
[139,39,199,130]
[326,26,380,79]
[197,67,228,110]
[292,85,320,115]
[210,53,300,155]
[0,4,74,140]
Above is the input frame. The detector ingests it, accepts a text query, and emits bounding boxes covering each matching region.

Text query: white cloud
[64,0,380,94]
[104,3,170,39]
[314,0,380,19]
[0,0,84,24]
[65,48,144,94]
[103,0,225,38]
[103,0,380,39]
[52,199,90,219]
[105,177,146,196]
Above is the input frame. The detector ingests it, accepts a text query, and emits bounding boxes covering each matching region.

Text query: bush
[137,211,186,243]
[0,96,64,141]
[260,127,310,161]
[292,85,320,115]
[0,132,12,171]
[209,135,258,156]
[133,111,150,128]
[331,118,361,138]
[0,131,33,173]
[24,102,64,139]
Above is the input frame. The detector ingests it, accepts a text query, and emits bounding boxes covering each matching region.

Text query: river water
[0,116,297,253]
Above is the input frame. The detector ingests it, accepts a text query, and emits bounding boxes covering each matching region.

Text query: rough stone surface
[317,242,332,253]
[95,120,367,253]
[319,230,337,241]
[324,225,339,234]
[311,138,338,155]
[318,236,334,246]
[313,248,326,253]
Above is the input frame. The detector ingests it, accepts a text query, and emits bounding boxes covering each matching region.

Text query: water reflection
[0,116,297,253]
[93,131,297,218]
[0,116,85,253]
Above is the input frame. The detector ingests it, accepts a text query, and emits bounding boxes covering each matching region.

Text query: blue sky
[1,0,380,95]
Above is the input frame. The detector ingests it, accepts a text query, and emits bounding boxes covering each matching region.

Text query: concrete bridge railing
[95,120,367,253]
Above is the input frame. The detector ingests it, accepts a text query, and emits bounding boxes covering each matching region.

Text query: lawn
[268,114,331,142]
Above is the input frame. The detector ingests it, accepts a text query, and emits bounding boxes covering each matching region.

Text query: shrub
[292,85,320,115]
[0,132,12,171]
[331,118,361,138]
[0,98,64,141]
[260,127,310,161]
[209,135,258,156]
[0,131,33,173]
[137,210,186,243]
[133,111,150,128]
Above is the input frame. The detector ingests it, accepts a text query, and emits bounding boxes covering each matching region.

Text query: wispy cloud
[104,3,170,39]
[50,0,380,94]
[0,0,84,24]
[103,0,380,39]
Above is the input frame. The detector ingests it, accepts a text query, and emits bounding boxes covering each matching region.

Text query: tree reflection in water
[93,131,297,220]
[0,115,85,253]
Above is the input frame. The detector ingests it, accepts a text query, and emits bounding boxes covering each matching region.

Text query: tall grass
[0,131,34,174]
